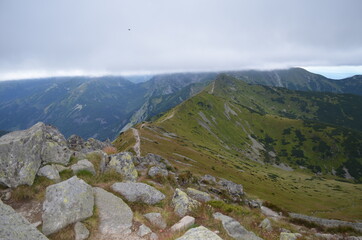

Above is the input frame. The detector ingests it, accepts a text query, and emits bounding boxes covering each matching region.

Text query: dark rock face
[0,122,71,188]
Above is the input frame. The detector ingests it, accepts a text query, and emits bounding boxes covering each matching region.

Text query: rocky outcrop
[71,159,96,175]
[213,212,263,240]
[37,165,60,181]
[148,166,168,178]
[67,135,85,152]
[171,216,195,232]
[111,182,165,205]
[94,187,133,236]
[106,152,138,182]
[42,176,94,235]
[218,179,244,201]
[200,174,217,185]
[144,212,167,229]
[186,187,211,202]
[172,188,200,217]
[0,122,71,188]
[133,153,172,171]
[0,199,48,240]
[280,232,301,240]
[289,213,362,232]
[74,222,90,240]
[176,226,223,240]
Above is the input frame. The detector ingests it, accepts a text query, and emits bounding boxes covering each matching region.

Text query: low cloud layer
[1,0,362,79]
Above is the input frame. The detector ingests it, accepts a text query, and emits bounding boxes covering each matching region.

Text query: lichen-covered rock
[0,199,48,240]
[74,222,90,240]
[37,165,60,181]
[148,166,168,178]
[106,152,138,182]
[144,212,167,229]
[259,218,272,231]
[111,182,165,205]
[186,188,211,202]
[218,178,244,201]
[42,176,94,235]
[213,212,263,240]
[137,224,152,237]
[171,216,195,232]
[200,174,217,185]
[172,188,200,217]
[0,122,71,188]
[83,138,110,152]
[94,187,133,236]
[71,159,96,175]
[134,153,172,170]
[176,226,223,240]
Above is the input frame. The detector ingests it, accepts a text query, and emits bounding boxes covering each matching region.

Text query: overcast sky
[1,0,362,80]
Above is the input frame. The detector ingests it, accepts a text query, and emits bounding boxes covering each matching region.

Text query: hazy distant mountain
[0,68,361,140]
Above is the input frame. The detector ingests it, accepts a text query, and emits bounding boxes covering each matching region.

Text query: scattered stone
[176,226,223,240]
[218,178,244,201]
[144,212,167,229]
[94,187,133,236]
[71,159,96,175]
[186,188,211,202]
[200,174,217,185]
[74,222,90,240]
[137,224,152,237]
[37,165,60,181]
[150,233,159,240]
[213,212,263,240]
[148,166,168,178]
[111,182,165,205]
[280,232,300,240]
[0,122,71,188]
[106,152,138,182]
[172,188,200,217]
[259,218,272,231]
[247,199,261,208]
[83,138,110,153]
[171,216,195,232]
[42,176,94,235]
[261,206,281,219]
[0,200,48,240]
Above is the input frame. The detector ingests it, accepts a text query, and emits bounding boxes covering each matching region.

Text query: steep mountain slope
[0,76,147,140]
[115,75,362,219]
[228,68,362,95]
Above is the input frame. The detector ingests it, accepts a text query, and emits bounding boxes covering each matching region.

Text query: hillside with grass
[115,75,362,221]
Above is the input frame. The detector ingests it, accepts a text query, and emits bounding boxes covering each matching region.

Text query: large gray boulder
[0,199,48,240]
[106,152,138,182]
[172,188,200,217]
[42,176,94,235]
[111,182,165,205]
[176,226,223,240]
[0,122,71,188]
[213,212,263,240]
[218,178,244,201]
[144,212,167,229]
[94,187,133,236]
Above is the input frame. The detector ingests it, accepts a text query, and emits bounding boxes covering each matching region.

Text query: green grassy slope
[115,75,362,220]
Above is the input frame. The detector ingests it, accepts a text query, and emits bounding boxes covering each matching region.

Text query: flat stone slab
[213,212,263,240]
[0,200,48,240]
[111,182,165,205]
[176,226,223,240]
[144,212,167,229]
[171,216,195,232]
[94,187,133,236]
